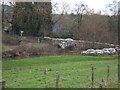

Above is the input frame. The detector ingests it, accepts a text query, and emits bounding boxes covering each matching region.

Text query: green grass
[0,60,2,80]
[2,55,118,88]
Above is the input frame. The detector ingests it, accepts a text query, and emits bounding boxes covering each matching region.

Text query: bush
[2,33,20,45]
[51,31,73,39]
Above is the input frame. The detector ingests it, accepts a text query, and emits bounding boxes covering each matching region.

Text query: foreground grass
[0,60,2,79]
[2,55,118,88]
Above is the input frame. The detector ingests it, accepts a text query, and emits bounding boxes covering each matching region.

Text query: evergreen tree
[12,2,52,37]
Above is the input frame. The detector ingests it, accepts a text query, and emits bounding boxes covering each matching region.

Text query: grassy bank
[2,55,118,88]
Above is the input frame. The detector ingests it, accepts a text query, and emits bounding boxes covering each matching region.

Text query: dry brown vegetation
[53,14,118,44]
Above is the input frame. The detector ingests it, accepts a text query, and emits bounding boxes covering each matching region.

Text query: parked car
[87,49,95,55]
[108,48,116,54]
[95,49,103,55]
[81,50,88,54]
[102,48,117,55]
[117,48,120,54]
[116,48,120,53]
[81,49,95,55]
[102,48,110,54]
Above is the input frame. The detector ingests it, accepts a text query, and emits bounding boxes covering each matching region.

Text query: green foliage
[3,55,118,88]
[52,31,73,39]
[12,2,52,37]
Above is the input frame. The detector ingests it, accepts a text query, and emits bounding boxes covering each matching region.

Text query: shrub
[51,31,73,39]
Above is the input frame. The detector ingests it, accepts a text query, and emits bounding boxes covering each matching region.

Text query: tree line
[3,2,52,37]
[2,0,119,44]
[52,0,118,44]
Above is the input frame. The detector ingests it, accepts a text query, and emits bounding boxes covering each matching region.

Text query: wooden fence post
[56,72,60,88]
[106,65,110,82]
[0,80,5,89]
[91,64,94,88]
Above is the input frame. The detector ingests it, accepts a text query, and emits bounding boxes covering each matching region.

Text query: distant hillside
[52,14,118,44]
[2,4,118,44]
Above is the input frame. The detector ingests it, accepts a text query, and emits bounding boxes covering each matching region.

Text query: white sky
[1,0,120,14]
[52,0,119,12]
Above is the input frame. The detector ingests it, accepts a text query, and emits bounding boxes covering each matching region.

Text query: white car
[116,48,120,52]
[102,48,110,54]
[108,48,116,54]
[95,49,103,55]
[81,49,96,55]
[81,50,88,54]
[85,49,95,55]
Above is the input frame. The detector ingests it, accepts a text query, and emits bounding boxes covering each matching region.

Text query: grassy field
[2,55,118,88]
[0,60,2,80]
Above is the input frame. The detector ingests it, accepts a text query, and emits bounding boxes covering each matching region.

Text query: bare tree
[106,0,118,16]
[74,1,87,29]
[52,2,70,26]
[70,1,88,39]
[86,8,95,15]
[106,0,118,44]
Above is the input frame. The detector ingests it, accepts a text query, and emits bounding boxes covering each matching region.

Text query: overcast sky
[2,0,120,14]
[52,0,112,11]
[52,0,119,13]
